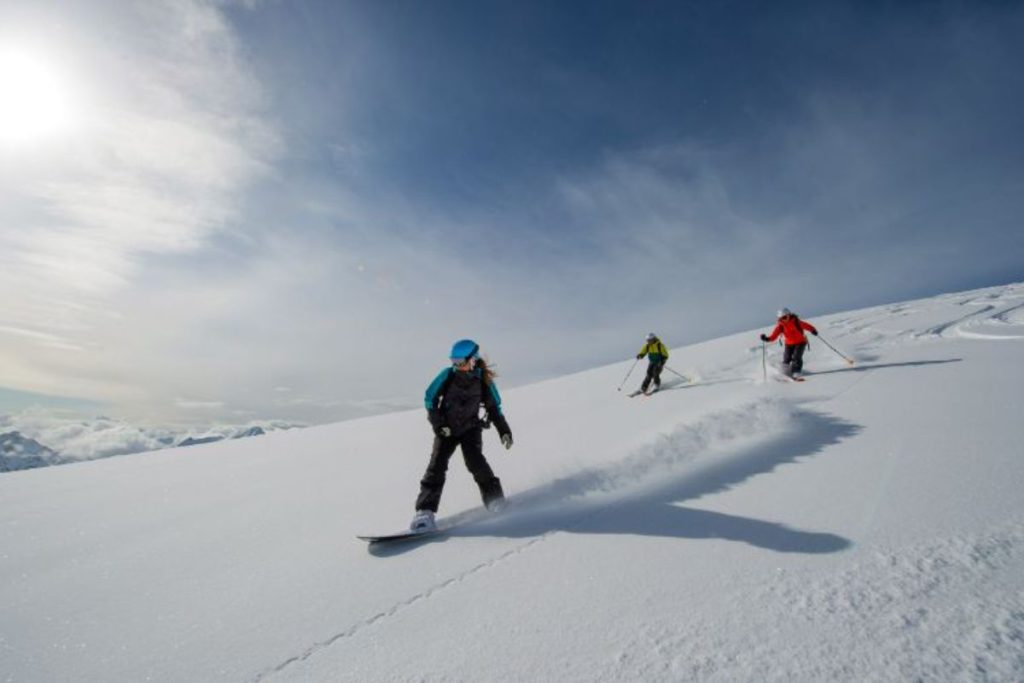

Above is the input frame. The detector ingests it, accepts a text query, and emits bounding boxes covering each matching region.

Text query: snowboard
[358,501,507,544]
[357,526,447,544]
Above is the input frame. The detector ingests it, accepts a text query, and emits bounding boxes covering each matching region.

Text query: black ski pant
[415,427,503,512]
[782,343,807,375]
[641,359,665,391]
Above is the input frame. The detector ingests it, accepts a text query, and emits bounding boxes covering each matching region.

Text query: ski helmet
[646,332,657,341]
[449,338,480,362]
[777,308,792,318]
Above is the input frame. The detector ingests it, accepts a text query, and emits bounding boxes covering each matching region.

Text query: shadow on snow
[807,358,962,377]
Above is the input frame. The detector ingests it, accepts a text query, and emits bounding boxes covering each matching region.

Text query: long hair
[477,356,497,385]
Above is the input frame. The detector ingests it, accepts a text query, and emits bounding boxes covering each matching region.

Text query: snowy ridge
[1,282,1023,681]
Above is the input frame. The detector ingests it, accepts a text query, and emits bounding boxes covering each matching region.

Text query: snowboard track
[250,533,552,681]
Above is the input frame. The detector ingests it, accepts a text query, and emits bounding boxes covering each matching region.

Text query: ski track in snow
[993,301,1024,324]
[820,285,1024,350]
[914,302,1024,341]
[952,299,1024,339]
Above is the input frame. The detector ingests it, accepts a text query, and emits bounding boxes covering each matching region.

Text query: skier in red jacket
[760,308,818,378]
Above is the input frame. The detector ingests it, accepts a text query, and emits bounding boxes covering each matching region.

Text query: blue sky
[1,0,1022,425]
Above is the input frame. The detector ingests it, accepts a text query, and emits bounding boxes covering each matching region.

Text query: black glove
[491,413,511,436]
[759,334,769,342]
[636,353,643,359]
[427,410,449,438]
[491,414,513,449]
[811,329,818,336]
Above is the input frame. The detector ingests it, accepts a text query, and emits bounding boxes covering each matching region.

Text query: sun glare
[0,47,74,146]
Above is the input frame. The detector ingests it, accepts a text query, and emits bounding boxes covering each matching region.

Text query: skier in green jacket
[636,333,669,394]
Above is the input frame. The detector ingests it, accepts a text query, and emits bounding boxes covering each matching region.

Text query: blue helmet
[449,338,480,362]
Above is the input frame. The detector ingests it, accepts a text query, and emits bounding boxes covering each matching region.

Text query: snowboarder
[760,308,818,377]
[636,333,669,394]
[411,339,514,532]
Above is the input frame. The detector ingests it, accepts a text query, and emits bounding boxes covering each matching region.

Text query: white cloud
[0,0,278,414]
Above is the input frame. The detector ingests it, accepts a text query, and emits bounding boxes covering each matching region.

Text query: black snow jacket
[425,367,510,438]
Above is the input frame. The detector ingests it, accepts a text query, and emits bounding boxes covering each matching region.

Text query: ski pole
[816,335,855,365]
[617,358,640,391]
[663,364,689,383]
[761,341,767,382]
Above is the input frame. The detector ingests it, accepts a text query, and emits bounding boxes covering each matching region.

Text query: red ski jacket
[766,316,817,346]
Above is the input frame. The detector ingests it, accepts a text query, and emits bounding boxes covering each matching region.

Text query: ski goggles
[451,342,480,366]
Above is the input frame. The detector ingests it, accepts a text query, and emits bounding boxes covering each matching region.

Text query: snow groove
[250,534,552,681]
[953,301,1024,340]
[993,301,1024,324]
[916,305,996,338]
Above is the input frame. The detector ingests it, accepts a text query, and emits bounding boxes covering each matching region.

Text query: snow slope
[2,283,1023,682]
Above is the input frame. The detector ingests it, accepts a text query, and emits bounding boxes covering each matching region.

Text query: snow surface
[2,283,1023,682]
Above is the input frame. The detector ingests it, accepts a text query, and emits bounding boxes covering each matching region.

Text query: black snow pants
[782,342,807,375]
[415,427,503,512]
[641,359,665,392]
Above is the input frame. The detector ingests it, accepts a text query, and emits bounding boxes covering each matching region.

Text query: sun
[0,47,74,146]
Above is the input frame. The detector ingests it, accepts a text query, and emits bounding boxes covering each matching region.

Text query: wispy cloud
[0,0,277,414]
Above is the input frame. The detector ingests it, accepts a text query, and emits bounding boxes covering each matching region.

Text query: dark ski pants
[416,427,503,512]
[641,360,665,391]
[782,343,807,375]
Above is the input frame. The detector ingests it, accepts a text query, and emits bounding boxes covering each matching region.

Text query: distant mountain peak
[0,431,60,472]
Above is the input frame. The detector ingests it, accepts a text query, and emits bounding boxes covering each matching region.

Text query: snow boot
[410,509,436,532]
